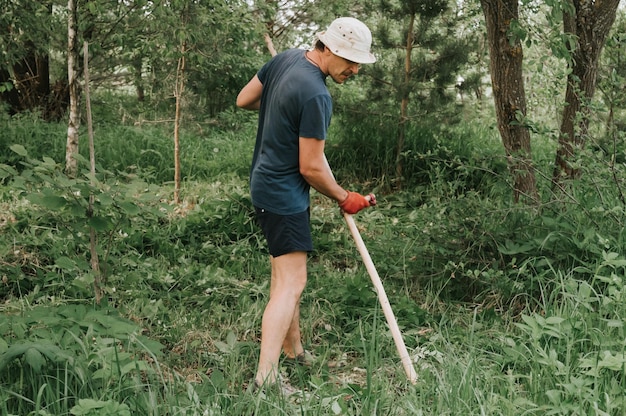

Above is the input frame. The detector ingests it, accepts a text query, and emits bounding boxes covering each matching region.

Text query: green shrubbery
[0,305,164,415]
[1,97,625,414]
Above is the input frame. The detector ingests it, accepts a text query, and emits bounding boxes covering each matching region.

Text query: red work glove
[339,191,376,214]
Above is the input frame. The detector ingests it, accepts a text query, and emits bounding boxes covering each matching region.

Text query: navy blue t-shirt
[250,49,332,215]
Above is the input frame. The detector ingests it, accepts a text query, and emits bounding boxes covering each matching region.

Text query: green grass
[1,104,626,415]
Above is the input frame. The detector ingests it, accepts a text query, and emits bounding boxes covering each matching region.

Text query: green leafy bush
[507,252,626,413]
[0,305,163,415]
[0,144,168,299]
[329,112,507,196]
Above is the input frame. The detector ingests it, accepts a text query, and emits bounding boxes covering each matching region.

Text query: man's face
[328,53,361,84]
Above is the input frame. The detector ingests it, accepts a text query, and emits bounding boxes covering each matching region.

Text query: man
[236,17,377,392]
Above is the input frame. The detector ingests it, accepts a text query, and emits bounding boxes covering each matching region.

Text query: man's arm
[236,75,262,110]
[299,137,348,203]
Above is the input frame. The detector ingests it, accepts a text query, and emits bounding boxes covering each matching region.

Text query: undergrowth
[1,103,625,414]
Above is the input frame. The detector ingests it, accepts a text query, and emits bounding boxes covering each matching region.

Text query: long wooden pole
[344,213,418,384]
[173,44,185,205]
[83,41,102,304]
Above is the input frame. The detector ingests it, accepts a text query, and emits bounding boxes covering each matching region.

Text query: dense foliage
[2,87,626,413]
[1,0,626,414]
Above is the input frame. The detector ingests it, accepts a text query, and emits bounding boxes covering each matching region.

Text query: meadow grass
[1,108,625,415]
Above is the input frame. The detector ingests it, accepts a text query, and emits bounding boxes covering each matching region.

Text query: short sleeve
[299,94,332,140]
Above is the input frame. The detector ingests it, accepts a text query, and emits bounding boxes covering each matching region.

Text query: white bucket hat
[317,17,376,64]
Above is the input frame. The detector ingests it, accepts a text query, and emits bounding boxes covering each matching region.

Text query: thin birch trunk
[66,0,79,177]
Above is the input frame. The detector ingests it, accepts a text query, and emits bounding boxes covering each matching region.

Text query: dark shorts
[254,207,313,257]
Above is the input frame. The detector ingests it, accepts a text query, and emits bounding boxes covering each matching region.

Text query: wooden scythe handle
[343,213,418,384]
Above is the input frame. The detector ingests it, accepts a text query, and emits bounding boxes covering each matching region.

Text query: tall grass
[0,105,255,186]
[1,96,626,414]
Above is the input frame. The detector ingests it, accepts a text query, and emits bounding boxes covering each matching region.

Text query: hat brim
[317,31,376,64]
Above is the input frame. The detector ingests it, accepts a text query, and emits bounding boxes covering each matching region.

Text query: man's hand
[339,191,376,214]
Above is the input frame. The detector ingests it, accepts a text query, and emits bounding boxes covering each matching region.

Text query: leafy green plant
[70,399,131,416]
[0,304,164,415]
[507,250,626,414]
[0,144,168,300]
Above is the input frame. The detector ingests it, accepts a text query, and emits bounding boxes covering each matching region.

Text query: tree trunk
[132,55,145,102]
[551,0,620,193]
[66,0,79,177]
[480,0,539,204]
[394,13,415,188]
[264,33,277,57]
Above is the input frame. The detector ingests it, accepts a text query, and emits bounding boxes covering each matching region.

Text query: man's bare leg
[255,251,307,385]
[268,259,304,358]
[282,301,304,359]
[269,256,305,358]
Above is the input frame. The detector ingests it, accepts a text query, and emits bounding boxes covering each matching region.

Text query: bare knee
[270,251,308,296]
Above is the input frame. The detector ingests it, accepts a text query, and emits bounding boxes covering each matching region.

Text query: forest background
[1,0,626,415]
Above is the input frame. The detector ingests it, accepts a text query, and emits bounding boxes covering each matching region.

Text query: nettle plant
[0,144,169,300]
